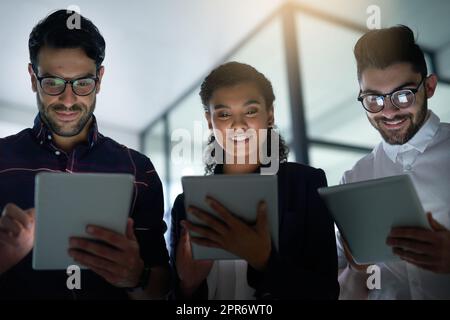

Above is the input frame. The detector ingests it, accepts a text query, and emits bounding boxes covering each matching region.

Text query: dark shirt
[0,115,169,299]
[170,162,339,300]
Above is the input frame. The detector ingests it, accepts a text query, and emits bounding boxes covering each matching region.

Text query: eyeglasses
[357,77,426,113]
[35,74,99,96]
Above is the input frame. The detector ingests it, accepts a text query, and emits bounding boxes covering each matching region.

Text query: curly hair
[200,61,275,110]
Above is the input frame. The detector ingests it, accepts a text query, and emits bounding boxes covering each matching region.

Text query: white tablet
[181,174,279,260]
[318,175,429,264]
[33,172,134,270]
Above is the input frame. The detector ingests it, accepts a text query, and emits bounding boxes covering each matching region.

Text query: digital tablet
[33,172,134,270]
[318,175,429,264]
[181,174,279,260]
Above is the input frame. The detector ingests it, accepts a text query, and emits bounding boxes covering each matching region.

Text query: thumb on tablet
[427,212,447,231]
[25,208,35,229]
[342,238,369,272]
[181,226,189,244]
[126,218,137,241]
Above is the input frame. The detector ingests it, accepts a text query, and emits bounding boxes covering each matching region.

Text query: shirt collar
[382,110,440,162]
[32,114,102,148]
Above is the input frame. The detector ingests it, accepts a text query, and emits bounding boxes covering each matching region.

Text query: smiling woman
[200,62,289,175]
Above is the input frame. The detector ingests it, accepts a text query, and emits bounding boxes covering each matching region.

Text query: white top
[206,260,256,300]
[337,110,450,299]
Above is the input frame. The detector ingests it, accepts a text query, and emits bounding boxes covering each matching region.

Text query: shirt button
[55,151,61,156]
[404,164,412,171]
[47,135,52,140]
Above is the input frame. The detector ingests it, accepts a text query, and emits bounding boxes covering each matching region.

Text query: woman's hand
[182,196,271,271]
[175,227,213,297]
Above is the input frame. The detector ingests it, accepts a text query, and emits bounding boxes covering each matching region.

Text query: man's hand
[0,204,35,274]
[387,212,450,274]
[341,237,371,273]
[175,227,213,297]
[68,218,144,288]
[182,196,271,271]
[338,233,371,300]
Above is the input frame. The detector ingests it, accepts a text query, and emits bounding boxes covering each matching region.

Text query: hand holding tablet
[181,174,279,261]
[319,175,430,264]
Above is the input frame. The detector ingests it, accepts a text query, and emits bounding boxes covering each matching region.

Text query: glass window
[429,81,450,123]
[0,121,24,138]
[144,120,166,184]
[167,88,206,207]
[297,13,380,150]
[143,120,172,246]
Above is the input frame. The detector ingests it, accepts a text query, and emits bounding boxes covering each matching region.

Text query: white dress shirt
[206,260,256,300]
[337,110,450,299]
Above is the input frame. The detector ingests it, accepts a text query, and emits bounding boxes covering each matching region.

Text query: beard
[368,98,428,145]
[37,94,95,137]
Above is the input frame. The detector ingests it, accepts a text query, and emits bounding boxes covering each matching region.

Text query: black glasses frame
[357,77,426,113]
[33,64,99,96]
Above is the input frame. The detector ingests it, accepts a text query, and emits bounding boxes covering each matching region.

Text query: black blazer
[170,162,339,299]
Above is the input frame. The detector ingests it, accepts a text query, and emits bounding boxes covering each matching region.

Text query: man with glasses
[0,10,170,299]
[337,25,450,299]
